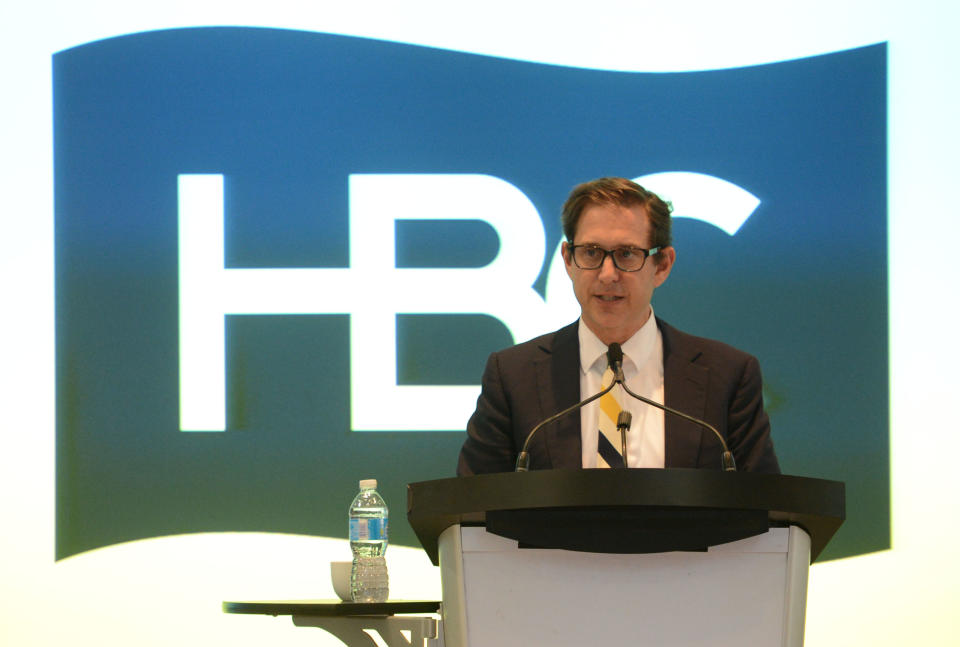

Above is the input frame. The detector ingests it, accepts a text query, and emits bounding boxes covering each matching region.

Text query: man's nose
[597,254,620,281]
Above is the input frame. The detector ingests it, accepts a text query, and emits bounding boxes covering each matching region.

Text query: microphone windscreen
[606,343,623,367]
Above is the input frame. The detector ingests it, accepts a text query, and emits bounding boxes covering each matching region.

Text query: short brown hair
[561,177,672,255]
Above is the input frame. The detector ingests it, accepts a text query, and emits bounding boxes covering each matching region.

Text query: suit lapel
[659,320,710,468]
[537,322,582,470]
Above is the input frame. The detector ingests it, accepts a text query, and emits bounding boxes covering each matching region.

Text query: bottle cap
[359,479,377,489]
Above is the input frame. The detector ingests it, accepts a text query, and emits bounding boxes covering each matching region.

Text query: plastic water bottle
[348,479,389,602]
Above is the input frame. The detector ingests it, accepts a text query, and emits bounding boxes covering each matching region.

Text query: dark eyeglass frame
[567,244,662,272]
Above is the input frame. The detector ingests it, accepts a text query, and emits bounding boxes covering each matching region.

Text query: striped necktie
[597,366,625,468]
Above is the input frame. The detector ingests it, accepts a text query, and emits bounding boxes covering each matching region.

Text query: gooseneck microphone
[516,342,738,472]
[606,342,737,472]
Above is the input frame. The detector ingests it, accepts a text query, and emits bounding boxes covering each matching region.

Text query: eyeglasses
[568,244,661,272]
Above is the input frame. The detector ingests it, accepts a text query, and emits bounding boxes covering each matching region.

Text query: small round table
[223,600,442,646]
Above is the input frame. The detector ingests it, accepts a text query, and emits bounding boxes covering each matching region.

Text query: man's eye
[582,247,602,258]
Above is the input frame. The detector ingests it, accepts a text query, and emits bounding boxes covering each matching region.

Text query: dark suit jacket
[457,318,780,475]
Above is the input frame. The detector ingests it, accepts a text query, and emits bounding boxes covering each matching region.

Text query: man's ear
[561,242,576,279]
[653,246,676,287]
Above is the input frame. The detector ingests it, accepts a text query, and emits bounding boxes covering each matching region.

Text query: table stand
[293,614,442,646]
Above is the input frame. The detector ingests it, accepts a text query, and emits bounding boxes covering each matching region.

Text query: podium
[407,469,844,647]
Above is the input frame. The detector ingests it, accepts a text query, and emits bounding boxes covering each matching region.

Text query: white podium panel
[438,525,810,647]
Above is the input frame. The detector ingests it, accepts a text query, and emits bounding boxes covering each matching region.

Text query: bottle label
[350,517,387,541]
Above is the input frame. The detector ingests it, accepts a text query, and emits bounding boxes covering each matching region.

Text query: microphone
[514,346,621,472]
[607,343,625,383]
[606,342,737,472]
[616,411,632,468]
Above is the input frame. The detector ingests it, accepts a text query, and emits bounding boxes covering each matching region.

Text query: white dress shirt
[578,308,665,468]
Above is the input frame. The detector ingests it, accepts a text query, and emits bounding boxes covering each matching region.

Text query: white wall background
[2,1,958,644]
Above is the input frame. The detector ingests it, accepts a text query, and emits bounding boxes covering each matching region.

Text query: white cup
[330,561,352,602]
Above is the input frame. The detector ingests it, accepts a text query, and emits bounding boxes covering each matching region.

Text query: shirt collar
[578,307,659,375]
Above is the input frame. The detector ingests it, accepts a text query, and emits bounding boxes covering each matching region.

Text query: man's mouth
[595,294,624,302]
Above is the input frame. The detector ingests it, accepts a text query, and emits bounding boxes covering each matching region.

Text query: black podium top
[407,469,844,564]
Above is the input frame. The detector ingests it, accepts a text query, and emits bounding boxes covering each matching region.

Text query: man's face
[562,202,675,345]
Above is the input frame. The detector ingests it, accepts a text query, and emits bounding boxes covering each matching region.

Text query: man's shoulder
[490,321,579,363]
[657,317,759,366]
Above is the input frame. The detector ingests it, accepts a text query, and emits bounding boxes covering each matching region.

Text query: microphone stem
[615,376,737,472]
[515,380,618,472]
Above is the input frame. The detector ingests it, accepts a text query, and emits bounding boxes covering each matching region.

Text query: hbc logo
[177,172,760,432]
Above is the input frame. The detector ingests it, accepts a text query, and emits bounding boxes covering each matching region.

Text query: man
[457,177,779,475]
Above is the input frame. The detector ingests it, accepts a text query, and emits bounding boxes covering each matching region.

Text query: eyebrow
[578,243,648,250]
